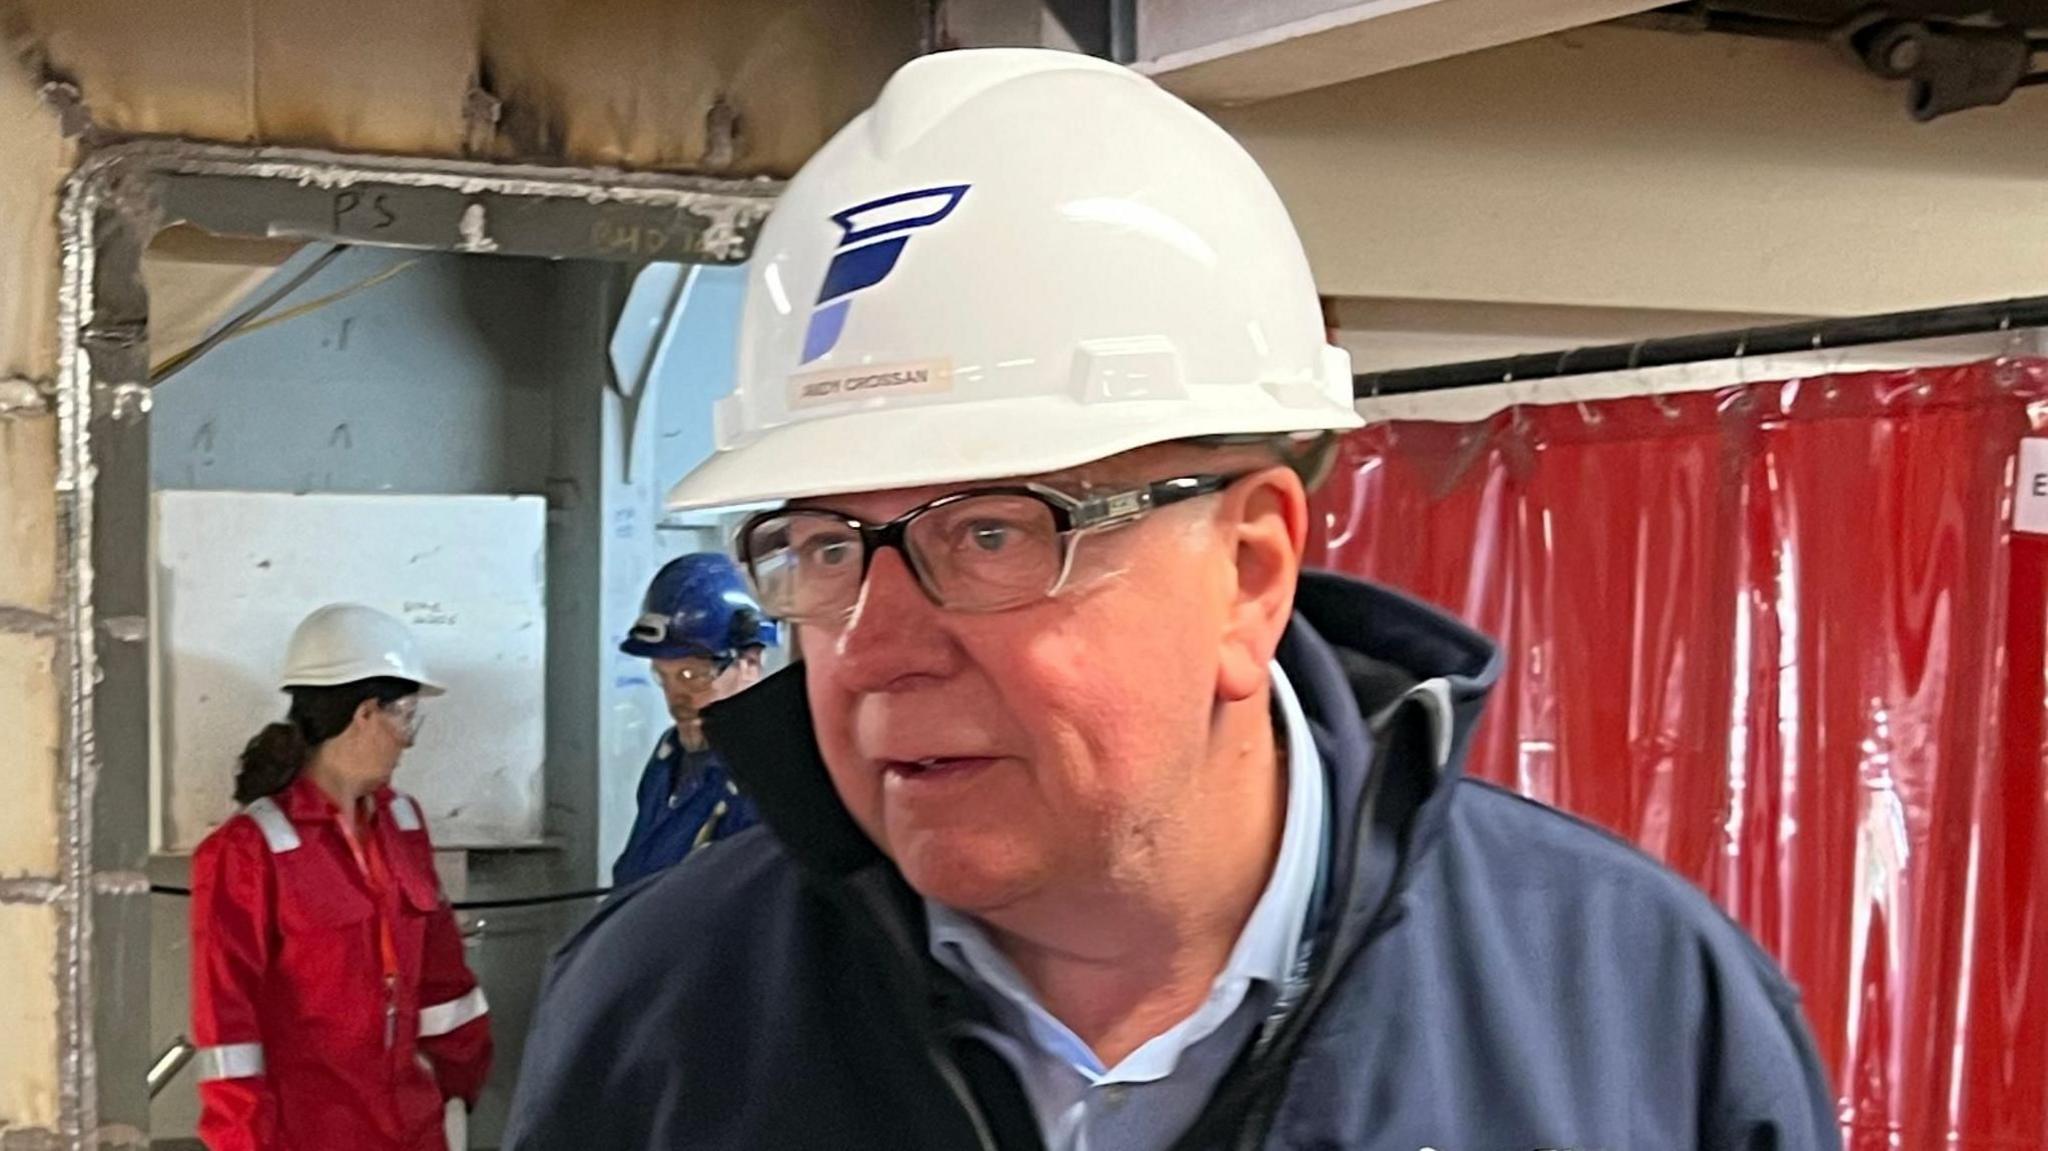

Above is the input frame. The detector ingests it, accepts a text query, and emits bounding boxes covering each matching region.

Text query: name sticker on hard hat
[789,360,954,410]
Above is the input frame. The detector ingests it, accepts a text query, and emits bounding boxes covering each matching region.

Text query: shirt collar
[926,661,1328,1079]
[1230,658,1326,992]
[279,772,397,825]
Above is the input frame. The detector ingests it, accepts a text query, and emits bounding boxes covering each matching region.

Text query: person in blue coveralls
[610,553,779,888]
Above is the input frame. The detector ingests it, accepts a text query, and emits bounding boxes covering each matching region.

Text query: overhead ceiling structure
[1710,0,2048,18]
[935,0,1675,104]
[1131,0,1674,103]
[935,0,2048,120]
[1639,2,2048,119]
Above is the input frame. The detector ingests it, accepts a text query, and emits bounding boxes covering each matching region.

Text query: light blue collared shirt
[927,663,1328,1151]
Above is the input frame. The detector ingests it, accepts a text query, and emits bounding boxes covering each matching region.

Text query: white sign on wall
[153,490,548,851]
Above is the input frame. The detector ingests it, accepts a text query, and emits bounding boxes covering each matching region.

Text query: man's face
[652,655,730,736]
[798,450,1304,918]
[654,649,769,739]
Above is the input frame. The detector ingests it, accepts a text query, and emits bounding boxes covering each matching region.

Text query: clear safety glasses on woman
[382,696,426,742]
[736,473,1245,622]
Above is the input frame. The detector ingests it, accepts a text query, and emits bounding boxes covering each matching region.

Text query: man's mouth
[883,757,1001,782]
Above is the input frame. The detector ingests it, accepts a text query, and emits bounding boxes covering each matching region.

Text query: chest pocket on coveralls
[388,797,446,923]
[396,860,442,914]
[273,846,378,1031]
[393,841,445,956]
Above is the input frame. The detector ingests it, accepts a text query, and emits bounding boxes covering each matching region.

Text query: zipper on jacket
[930,1033,1001,1151]
[845,872,1005,1151]
[1156,689,1435,1151]
[1225,690,1441,1150]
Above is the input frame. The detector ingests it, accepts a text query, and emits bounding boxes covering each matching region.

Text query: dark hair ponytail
[232,677,419,804]
[234,722,310,804]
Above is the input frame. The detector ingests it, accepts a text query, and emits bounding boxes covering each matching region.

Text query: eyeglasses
[736,473,1244,622]
[381,696,425,741]
[657,657,737,688]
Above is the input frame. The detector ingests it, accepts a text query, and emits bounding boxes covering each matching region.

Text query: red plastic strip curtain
[1307,360,2048,1149]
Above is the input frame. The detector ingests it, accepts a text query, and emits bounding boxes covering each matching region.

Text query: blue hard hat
[621,553,781,661]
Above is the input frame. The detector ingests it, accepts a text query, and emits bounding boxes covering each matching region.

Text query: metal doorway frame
[52,140,777,1147]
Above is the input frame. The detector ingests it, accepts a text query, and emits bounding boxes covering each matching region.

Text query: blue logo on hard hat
[800,184,971,364]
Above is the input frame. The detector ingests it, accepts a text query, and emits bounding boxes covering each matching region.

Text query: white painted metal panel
[154,490,547,850]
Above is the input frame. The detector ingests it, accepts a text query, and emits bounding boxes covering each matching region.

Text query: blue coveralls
[610,727,761,888]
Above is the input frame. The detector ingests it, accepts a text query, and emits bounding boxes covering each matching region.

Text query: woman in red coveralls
[190,603,493,1151]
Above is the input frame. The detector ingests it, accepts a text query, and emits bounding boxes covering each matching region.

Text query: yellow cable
[149,256,423,376]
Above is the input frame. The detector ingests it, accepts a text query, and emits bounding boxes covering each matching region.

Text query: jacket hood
[1275,574,1500,952]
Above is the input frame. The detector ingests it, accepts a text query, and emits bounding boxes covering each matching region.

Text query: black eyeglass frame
[734,472,1248,619]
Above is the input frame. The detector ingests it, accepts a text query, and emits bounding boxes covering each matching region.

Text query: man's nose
[825,548,961,693]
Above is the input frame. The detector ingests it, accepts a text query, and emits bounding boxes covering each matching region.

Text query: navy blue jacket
[610,729,761,889]
[508,574,1839,1151]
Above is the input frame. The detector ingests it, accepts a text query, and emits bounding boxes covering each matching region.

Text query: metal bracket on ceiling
[1632,3,2048,120]
[1841,8,2045,120]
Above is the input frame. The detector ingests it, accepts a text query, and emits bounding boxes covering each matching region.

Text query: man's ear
[1216,467,1308,703]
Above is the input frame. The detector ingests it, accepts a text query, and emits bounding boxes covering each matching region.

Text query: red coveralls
[190,774,493,1151]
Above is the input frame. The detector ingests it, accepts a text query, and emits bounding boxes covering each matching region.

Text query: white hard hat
[280,604,445,696]
[666,48,1361,512]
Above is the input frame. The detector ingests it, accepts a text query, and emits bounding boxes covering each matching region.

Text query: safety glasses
[736,473,1245,622]
[654,657,738,690]
[381,696,425,742]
